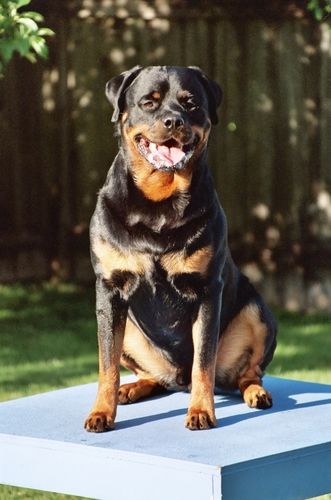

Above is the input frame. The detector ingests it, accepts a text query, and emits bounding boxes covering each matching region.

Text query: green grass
[0,283,98,402]
[0,283,330,499]
[269,309,331,384]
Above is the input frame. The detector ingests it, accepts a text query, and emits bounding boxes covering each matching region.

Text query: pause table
[0,376,331,499]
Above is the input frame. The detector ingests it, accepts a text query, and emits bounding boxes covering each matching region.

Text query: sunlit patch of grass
[0,486,90,499]
[0,283,98,401]
[268,309,331,384]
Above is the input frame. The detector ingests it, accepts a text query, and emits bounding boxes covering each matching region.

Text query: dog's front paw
[84,411,115,433]
[185,407,217,430]
[243,385,273,409]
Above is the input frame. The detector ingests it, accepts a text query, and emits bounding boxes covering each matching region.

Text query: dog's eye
[140,93,161,111]
[181,97,198,112]
[187,101,198,111]
[140,99,158,111]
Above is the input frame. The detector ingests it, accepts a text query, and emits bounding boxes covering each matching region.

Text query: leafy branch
[307,0,331,21]
[0,0,54,77]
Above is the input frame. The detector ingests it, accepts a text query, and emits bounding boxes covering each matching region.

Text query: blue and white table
[1,376,331,499]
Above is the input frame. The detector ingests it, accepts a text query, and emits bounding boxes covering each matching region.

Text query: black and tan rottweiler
[84,65,277,432]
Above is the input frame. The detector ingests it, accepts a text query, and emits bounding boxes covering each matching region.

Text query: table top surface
[1,375,331,469]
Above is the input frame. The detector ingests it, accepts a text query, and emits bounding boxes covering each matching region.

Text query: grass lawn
[0,283,330,499]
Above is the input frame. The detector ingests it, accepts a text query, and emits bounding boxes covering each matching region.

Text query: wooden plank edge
[222,442,331,500]
[0,433,221,500]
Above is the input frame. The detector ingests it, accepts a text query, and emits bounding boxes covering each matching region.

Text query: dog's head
[106,66,222,173]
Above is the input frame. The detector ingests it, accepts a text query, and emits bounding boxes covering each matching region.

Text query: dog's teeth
[147,152,157,164]
[136,135,196,171]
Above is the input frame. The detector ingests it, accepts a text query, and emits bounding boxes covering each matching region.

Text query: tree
[0,0,54,77]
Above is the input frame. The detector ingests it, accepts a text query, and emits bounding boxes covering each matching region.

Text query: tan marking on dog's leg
[84,368,118,432]
[84,292,127,433]
[186,312,217,430]
[118,379,166,404]
[185,368,217,430]
[85,330,125,433]
[215,304,273,409]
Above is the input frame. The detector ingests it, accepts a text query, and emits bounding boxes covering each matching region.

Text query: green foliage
[0,0,54,77]
[307,0,331,21]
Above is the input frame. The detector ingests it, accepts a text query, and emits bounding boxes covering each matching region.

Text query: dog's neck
[118,138,192,203]
[101,149,213,237]
[131,160,194,203]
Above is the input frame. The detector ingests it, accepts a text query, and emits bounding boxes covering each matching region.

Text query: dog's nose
[163,114,184,130]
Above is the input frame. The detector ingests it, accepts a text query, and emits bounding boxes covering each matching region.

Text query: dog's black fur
[85,66,277,432]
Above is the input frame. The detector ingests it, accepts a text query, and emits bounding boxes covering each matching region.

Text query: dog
[84,65,277,432]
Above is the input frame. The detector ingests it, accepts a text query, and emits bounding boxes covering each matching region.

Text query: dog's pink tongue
[156,144,185,165]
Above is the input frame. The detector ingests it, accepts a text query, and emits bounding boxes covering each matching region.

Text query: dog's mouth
[135,135,198,172]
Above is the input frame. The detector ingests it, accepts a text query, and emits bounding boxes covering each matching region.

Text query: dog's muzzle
[135,135,199,173]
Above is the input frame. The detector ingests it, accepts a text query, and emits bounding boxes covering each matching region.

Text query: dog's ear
[106,65,143,122]
[189,66,222,125]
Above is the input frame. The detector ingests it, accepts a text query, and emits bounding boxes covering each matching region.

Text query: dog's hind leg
[238,374,272,409]
[119,317,178,403]
[215,303,273,409]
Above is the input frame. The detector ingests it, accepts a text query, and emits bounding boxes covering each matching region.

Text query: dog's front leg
[85,278,128,432]
[186,291,222,430]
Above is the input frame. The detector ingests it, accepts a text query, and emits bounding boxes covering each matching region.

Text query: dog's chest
[92,238,212,299]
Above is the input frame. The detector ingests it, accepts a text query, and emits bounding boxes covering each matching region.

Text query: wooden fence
[0,1,330,311]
